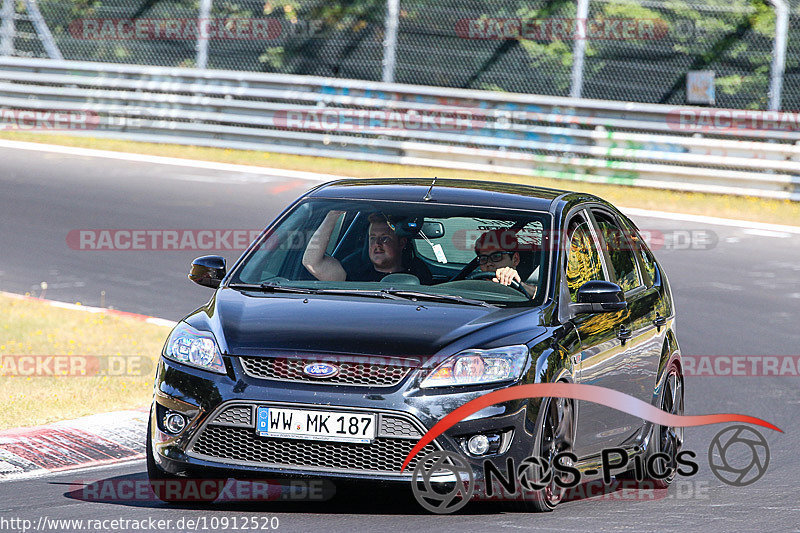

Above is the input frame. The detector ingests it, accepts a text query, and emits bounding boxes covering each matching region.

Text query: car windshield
[229,198,551,306]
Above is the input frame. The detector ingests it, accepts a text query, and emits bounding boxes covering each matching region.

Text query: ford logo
[303,362,340,379]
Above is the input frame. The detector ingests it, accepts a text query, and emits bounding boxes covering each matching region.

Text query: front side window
[565,217,606,302]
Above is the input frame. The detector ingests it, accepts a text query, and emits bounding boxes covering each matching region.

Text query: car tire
[146,413,222,504]
[514,394,575,513]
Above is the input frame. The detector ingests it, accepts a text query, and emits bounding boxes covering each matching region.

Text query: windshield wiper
[309,288,409,301]
[229,283,407,301]
[380,290,497,308]
[228,282,318,294]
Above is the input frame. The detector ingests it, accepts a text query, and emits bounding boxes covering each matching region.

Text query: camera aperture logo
[404,383,779,513]
[411,451,474,514]
[708,425,770,487]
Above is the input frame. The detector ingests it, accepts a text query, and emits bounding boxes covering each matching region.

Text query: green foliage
[259,46,284,69]
[17,0,791,108]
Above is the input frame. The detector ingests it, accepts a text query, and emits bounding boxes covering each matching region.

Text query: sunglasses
[477,251,515,264]
[369,235,395,246]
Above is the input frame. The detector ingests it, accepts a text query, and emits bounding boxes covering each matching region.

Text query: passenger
[302,210,432,283]
[474,229,536,297]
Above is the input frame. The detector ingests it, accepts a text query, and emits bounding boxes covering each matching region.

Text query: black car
[147,178,684,512]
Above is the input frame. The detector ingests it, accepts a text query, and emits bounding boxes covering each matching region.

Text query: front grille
[379,415,421,438]
[212,406,252,427]
[190,425,436,475]
[239,357,412,387]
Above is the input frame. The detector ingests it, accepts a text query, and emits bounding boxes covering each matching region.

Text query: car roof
[305,178,583,212]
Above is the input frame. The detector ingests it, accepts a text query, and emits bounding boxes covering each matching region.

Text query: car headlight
[421,345,529,388]
[163,322,225,374]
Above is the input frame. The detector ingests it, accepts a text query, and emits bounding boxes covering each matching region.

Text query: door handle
[617,326,632,344]
[653,314,666,332]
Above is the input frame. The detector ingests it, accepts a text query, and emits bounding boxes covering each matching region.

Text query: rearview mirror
[419,221,445,239]
[572,280,626,314]
[189,255,226,288]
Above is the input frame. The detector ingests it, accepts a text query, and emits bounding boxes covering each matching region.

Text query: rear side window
[592,211,642,293]
[637,241,658,287]
[622,217,658,287]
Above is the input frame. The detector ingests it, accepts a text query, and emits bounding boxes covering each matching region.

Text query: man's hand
[493,267,521,286]
[302,209,347,281]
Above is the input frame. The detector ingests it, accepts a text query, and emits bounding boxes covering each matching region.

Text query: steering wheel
[467,271,531,298]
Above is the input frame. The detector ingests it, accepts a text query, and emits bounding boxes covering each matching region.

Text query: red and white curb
[0,408,149,482]
[0,291,177,328]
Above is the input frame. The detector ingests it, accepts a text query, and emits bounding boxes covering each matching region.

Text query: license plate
[256,407,376,443]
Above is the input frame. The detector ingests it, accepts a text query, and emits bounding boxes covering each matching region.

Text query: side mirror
[572,280,626,314]
[189,255,226,288]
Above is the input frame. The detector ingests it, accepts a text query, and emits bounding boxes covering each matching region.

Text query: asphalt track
[1,145,799,531]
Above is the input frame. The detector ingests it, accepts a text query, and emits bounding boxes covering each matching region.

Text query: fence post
[0,0,14,56]
[570,0,590,98]
[382,0,399,82]
[767,0,788,111]
[23,0,61,59]
[196,0,212,69]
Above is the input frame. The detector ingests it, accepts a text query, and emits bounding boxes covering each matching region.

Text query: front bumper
[150,356,542,485]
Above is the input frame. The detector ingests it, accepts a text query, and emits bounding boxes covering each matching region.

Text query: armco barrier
[0,57,798,201]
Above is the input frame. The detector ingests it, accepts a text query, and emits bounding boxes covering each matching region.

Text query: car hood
[186,287,546,359]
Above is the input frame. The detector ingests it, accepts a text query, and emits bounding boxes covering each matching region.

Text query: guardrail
[1,56,798,201]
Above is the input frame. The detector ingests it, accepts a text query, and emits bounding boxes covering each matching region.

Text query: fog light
[467,434,491,456]
[163,411,187,434]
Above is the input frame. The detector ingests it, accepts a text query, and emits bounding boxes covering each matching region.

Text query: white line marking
[0,460,21,474]
[741,228,792,238]
[1,291,177,327]
[621,207,800,235]
[0,139,336,182]
[146,317,179,327]
[2,138,799,233]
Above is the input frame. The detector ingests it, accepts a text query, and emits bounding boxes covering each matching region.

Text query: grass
[2,131,799,226]
[0,294,171,430]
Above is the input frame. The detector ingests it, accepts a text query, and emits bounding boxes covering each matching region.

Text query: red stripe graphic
[400,383,781,472]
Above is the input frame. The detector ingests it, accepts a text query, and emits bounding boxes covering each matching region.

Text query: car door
[561,209,632,459]
[590,208,662,412]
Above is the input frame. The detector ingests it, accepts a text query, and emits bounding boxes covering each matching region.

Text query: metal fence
[1,56,798,201]
[1,0,798,110]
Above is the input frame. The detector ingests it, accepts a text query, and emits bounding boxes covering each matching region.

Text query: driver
[302,210,432,284]
[474,229,536,297]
